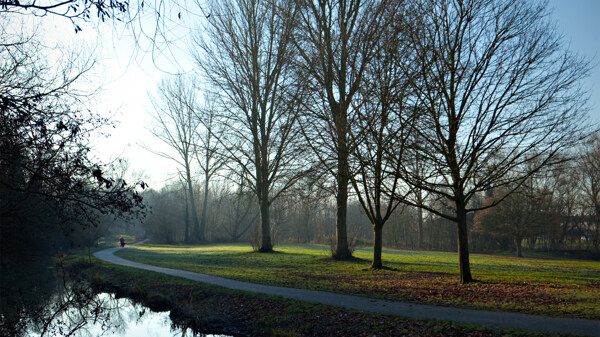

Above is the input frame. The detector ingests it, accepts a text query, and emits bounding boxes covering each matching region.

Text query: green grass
[66,257,566,337]
[115,243,600,319]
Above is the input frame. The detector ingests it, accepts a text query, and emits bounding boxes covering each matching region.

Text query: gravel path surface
[94,243,600,336]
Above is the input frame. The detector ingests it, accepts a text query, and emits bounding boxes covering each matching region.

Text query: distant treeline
[140,141,600,258]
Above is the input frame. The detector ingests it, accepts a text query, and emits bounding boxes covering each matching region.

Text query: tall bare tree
[149,74,204,242]
[293,0,389,259]
[194,0,306,252]
[347,2,415,269]
[400,0,592,283]
[194,97,226,242]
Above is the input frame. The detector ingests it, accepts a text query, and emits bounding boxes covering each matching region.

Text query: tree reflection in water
[0,259,230,337]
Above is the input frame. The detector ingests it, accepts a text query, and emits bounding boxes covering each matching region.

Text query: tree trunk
[184,193,190,243]
[334,110,352,260]
[256,132,273,252]
[200,173,209,241]
[456,199,473,284]
[515,237,523,257]
[418,207,424,250]
[334,168,352,259]
[371,222,384,269]
[528,236,537,250]
[258,197,273,252]
[416,188,424,250]
[186,165,203,242]
[559,212,571,248]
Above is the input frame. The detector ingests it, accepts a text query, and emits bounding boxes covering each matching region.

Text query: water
[0,258,233,337]
[24,293,229,337]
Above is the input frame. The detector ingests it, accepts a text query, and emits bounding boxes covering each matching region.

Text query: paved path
[94,244,600,336]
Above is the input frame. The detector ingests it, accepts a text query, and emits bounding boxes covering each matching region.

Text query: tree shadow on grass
[361,266,403,272]
[251,250,284,254]
[320,256,370,263]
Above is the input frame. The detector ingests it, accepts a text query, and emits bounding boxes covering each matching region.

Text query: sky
[548,0,600,119]
[14,0,600,190]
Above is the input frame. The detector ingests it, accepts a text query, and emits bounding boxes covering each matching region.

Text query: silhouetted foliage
[0,0,129,32]
[0,20,145,257]
[194,0,308,252]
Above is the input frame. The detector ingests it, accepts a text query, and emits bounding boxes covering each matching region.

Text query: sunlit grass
[115,242,600,319]
[70,260,559,337]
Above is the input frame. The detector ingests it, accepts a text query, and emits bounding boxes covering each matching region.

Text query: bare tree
[293,0,390,259]
[193,97,226,241]
[347,2,415,269]
[177,172,191,242]
[148,74,204,242]
[400,0,592,283]
[474,178,557,258]
[404,133,433,251]
[194,0,306,252]
[143,186,186,243]
[215,169,258,242]
[553,163,582,247]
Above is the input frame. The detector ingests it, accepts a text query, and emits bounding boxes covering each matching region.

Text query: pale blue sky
[548,0,600,122]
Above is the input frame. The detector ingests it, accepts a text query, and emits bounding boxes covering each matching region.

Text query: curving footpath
[94,243,600,337]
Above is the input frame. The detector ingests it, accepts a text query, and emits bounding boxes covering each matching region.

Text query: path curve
[94,243,600,336]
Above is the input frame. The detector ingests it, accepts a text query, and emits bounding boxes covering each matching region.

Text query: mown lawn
[115,243,600,320]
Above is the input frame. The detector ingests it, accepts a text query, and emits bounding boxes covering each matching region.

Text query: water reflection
[27,292,229,337]
[0,259,232,337]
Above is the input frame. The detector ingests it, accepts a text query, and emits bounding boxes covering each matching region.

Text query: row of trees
[147,0,593,283]
[144,134,600,258]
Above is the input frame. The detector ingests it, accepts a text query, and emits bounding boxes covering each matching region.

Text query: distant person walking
[119,237,125,247]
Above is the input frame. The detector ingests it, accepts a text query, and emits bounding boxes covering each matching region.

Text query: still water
[25,292,230,337]
[0,258,233,337]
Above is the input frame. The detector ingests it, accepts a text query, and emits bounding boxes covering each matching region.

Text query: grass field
[69,259,561,337]
[115,243,600,320]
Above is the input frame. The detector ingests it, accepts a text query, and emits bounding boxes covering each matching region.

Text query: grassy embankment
[65,251,570,337]
[115,243,600,320]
